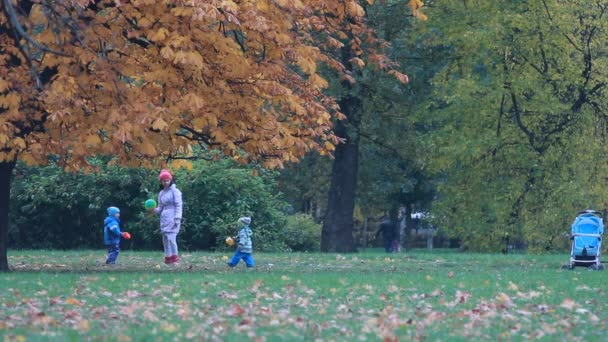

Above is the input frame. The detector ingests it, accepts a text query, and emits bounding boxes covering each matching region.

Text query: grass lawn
[1,249,607,341]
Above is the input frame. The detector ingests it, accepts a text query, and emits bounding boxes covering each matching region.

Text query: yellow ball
[225,237,234,246]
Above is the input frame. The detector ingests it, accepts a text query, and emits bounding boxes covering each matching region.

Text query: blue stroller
[563,210,604,270]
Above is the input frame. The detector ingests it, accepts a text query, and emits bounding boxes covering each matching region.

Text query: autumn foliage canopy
[0,0,412,170]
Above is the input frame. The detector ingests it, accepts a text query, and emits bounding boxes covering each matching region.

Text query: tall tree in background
[356,0,446,248]
[278,1,433,251]
[0,0,399,271]
[319,0,417,252]
[421,1,608,251]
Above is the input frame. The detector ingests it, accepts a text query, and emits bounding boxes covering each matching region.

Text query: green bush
[175,159,289,252]
[9,158,292,251]
[281,214,321,252]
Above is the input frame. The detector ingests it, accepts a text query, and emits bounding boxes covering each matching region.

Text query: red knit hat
[159,169,173,181]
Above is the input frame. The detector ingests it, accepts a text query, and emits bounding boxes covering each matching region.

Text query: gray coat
[154,184,183,234]
[237,226,253,253]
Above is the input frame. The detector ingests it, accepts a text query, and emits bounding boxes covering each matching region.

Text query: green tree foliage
[357,0,447,215]
[278,154,331,218]
[9,159,293,251]
[419,0,608,251]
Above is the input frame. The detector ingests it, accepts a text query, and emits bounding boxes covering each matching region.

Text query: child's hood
[104,216,120,226]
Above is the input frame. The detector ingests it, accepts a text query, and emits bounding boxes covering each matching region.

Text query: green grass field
[1,249,607,341]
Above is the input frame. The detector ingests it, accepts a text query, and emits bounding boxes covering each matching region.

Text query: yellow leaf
[407,0,427,20]
[78,320,90,332]
[185,51,204,70]
[324,141,335,151]
[407,0,424,11]
[0,78,9,92]
[20,154,38,166]
[347,1,365,18]
[256,0,269,11]
[171,7,193,17]
[85,134,101,145]
[297,58,316,75]
[29,4,48,26]
[339,74,356,85]
[309,74,329,89]
[389,70,409,84]
[152,118,168,131]
[66,298,82,306]
[160,46,174,60]
[183,93,205,110]
[149,28,169,42]
[13,137,26,149]
[170,159,193,170]
[140,141,156,155]
[327,37,344,49]
[349,57,365,68]
[161,323,178,333]
[0,93,20,109]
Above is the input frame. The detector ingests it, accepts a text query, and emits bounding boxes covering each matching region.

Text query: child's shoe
[164,256,171,264]
[171,255,180,265]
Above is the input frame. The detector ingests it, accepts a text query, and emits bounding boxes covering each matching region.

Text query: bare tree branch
[2,0,69,57]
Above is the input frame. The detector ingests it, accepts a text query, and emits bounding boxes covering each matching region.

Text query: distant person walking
[152,169,183,265]
[376,217,396,253]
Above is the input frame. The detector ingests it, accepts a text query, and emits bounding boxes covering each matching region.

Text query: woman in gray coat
[154,169,183,265]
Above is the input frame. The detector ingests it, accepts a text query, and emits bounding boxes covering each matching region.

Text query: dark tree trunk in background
[321,96,361,252]
[404,202,414,251]
[0,160,15,272]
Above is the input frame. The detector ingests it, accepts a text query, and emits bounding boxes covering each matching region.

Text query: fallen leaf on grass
[227,304,245,317]
[218,290,238,299]
[125,290,141,298]
[143,310,159,322]
[65,298,82,306]
[559,298,577,310]
[495,292,513,307]
[444,290,471,307]
[161,323,178,333]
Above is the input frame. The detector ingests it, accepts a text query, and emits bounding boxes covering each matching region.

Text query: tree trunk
[321,96,361,252]
[0,160,15,272]
[404,203,414,251]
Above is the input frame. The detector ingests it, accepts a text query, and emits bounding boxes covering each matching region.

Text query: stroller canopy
[571,211,604,258]
[572,211,604,235]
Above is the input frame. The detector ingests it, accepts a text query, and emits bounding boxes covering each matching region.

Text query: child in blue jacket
[227,217,255,268]
[104,206,128,265]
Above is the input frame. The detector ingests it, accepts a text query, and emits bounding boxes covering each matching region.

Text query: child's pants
[106,244,119,264]
[162,233,178,257]
[228,250,255,267]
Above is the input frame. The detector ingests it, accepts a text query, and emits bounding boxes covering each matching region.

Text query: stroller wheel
[589,264,604,271]
[561,263,575,270]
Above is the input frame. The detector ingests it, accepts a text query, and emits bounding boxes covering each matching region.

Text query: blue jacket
[104,216,122,245]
